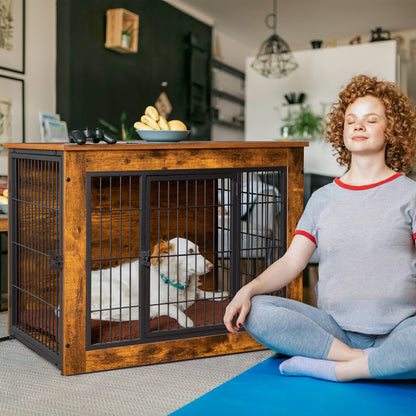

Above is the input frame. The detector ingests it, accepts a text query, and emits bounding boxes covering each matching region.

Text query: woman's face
[343,95,388,157]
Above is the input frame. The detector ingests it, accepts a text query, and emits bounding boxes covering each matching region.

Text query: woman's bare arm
[223,235,316,333]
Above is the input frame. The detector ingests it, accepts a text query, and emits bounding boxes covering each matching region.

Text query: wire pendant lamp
[251,0,298,78]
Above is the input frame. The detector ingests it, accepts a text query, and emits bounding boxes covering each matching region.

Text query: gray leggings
[244,295,416,379]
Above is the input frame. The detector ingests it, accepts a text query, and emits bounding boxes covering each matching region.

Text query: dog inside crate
[89,175,231,344]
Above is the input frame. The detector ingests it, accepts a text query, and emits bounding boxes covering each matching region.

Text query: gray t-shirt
[296,173,416,334]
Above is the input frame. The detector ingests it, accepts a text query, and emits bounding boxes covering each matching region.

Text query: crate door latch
[48,253,63,270]
[139,250,151,267]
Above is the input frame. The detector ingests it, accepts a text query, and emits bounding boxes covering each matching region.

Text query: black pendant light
[251,0,298,78]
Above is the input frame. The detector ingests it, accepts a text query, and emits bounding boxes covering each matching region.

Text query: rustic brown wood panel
[62,152,87,375]
[84,148,288,172]
[85,331,265,374]
[285,147,305,302]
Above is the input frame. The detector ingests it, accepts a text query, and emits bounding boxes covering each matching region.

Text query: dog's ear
[150,240,173,266]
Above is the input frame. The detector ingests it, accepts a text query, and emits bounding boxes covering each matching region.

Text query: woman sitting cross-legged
[223,74,416,382]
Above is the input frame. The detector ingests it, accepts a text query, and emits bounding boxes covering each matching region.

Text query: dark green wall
[56,0,212,140]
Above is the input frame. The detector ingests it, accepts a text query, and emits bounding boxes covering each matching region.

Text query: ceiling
[173,0,416,52]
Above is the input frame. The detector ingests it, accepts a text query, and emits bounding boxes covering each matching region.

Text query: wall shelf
[212,59,245,80]
[212,89,245,106]
[212,118,244,131]
[105,8,139,54]
[211,60,245,132]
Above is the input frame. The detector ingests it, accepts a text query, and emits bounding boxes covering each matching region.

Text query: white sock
[279,356,338,382]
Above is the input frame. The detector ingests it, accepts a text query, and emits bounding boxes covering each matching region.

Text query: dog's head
[150,238,213,284]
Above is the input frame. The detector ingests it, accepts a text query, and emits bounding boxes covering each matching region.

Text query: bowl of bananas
[134,106,190,142]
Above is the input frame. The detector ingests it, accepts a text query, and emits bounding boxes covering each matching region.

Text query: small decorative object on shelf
[121,24,136,49]
[370,27,391,42]
[349,35,362,45]
[310,40,323,49]
[105,8,139,54]
[284,92,305,105]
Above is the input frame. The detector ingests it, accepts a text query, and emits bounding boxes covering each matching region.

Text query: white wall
[24,0,56,141]
[0,0,56,175]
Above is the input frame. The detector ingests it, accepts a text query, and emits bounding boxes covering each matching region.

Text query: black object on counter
[70,128,117,145]
[70,129,87,145]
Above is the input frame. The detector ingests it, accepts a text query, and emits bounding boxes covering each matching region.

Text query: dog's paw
[212,290,229,300]
[179,317,195,328]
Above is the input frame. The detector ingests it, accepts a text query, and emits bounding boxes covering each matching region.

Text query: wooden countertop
[5,140,308,152]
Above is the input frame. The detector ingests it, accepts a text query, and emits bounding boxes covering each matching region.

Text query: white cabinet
[245,41,398,176]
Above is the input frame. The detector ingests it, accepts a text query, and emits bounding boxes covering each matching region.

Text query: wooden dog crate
[6,141,306,375]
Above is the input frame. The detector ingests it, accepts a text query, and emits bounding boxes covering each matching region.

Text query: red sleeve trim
[294,230,317,245]
[413,233,416,240]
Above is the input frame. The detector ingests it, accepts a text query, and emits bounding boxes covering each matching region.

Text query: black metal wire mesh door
[86,168,286,349]
[86,174,142,346]
[217,168,287,298]
[9,152,63,368]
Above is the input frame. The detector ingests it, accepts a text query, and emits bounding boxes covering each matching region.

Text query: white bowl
[136,130,190,142]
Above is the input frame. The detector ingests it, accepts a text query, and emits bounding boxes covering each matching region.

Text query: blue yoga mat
[171,355,416,416]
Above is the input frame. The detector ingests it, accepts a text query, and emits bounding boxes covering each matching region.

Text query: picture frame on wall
[0,74,25,175]
[0,0,25,74]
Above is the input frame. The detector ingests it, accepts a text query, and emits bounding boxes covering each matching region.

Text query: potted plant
[288,105,323,139]
[121,25,136,48]
[99,111,137,140]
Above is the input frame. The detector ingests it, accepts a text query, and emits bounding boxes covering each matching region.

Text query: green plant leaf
[98,118,119,134]
[287,105,323,139]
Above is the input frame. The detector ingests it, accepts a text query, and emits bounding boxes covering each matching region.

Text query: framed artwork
[0,0,25,74]
[0,74,24,175]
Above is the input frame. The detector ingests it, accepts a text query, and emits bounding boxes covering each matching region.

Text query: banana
[135,105,188,134]
[134,121,153,131]
[157,115,170,130]
[145,106,159,122]
[141,115,160,130]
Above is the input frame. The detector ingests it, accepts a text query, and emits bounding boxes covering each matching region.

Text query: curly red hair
[323,74,416,173]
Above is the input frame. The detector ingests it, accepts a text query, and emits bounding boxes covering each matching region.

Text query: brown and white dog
[91,237,228,327]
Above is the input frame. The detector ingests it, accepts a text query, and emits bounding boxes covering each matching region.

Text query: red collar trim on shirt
[334,172,402,190]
